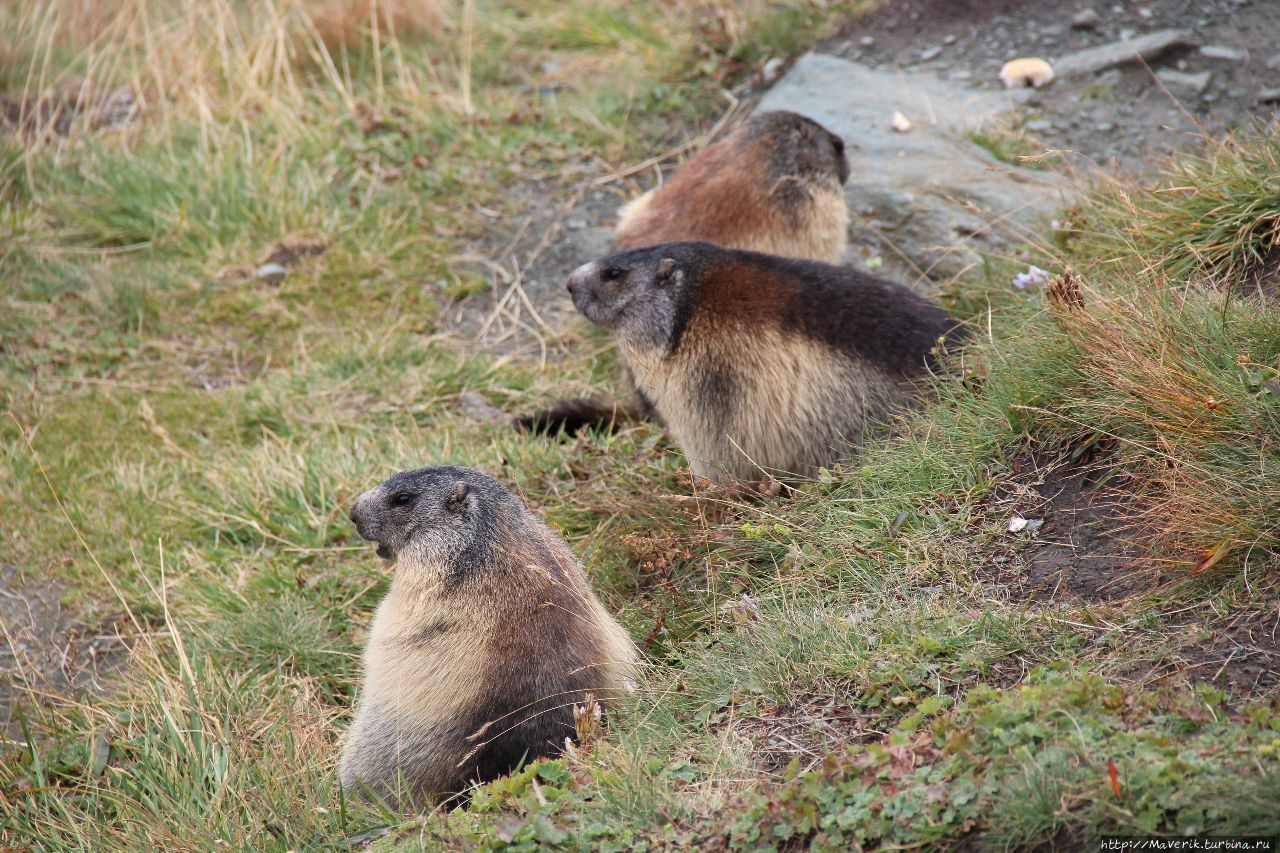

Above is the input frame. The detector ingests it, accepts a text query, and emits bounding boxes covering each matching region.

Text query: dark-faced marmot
[518,110,851,436]
[339,466,637,806]
[566,242,966,483]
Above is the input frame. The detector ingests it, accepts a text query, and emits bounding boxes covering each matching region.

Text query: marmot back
[339,466,637,807]
[517,110,851,436]
[615,110,850,262]
[566,242,966,483]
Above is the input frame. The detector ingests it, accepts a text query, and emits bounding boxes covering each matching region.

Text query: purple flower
[1012,265,1051,290]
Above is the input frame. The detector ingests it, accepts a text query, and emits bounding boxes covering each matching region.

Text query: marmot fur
[614,110,850,261]
[339,466,637,806]
[566,242,966,483]
[518,110,850,436]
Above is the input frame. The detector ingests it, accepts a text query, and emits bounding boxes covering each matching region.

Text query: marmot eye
[390,492,415,507]
[600,267,624,282]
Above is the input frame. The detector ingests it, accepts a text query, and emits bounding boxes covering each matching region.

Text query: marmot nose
[566,261,595,299]
[348,503,361,526]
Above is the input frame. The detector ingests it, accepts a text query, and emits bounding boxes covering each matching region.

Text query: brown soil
[732,693,879,777]
[0,566,127,737]
[983,443,1152,602]
[979,443,1280,695]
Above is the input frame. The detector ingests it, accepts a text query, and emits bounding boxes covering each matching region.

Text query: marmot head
[743,110,849,187]
[348,466,519,568]
[567,241,721,353]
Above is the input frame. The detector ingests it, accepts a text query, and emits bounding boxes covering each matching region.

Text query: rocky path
[461,0,1280,348]
[825,0,1280,170]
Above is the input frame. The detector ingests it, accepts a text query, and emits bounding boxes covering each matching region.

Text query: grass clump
[1086,125,1280,286]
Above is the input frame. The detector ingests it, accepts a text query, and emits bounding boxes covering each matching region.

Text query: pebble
[255,262,287,283]
[949,69,973,81]
[920,45,942,61]
[859,35,876,47]
[1156,68,1212,95]
[1072,7,1101,29]
[1200,45,1248,62]
[1138,6,1153,18]
[566,218,587,229]
[1024,118,1053,131]
[1268,53,1280,71]
[943,34,958,45]
[1258,88,1280,104]
[1094,121,1116,131]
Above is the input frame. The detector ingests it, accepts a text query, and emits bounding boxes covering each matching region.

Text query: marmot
[518,110,851,436]
[339,466,637,806]
[614,110,850,261]
[565,242,966,484]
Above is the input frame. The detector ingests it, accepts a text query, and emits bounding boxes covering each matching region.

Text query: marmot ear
[444,482,471,516]
[656,257,680,286]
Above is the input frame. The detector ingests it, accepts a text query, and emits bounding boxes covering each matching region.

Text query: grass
[966,118,1047,170]
[2,0,1280,849]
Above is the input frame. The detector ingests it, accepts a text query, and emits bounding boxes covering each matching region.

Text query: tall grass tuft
[1085,125,1280,287]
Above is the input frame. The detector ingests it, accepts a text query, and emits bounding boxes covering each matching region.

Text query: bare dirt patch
[0,566,127,738]
[732,694,879,777]
[979,445,1280,695]
[984,443,1152,602]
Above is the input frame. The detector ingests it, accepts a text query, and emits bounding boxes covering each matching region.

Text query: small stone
[1138,6,1153,17]
[1177,58,1188,70]
[891,110,913,132]
[1094,121,1116,131]
[1199,44,1248,62]
[1054,29,1195,78]
[566,218,587,230]
[1267,53,1280,71]
[1119,28,1136,40]
[943,34,958,45]
[457,392,505,423]
[920,45,942,61]
[949,69,973,80]
[1157,68,1212,95]
[1258,88,1280,104]
[1024,118,1053,131]
[859,35,876,47]
[254,262,287,284]
[761,56,786,83]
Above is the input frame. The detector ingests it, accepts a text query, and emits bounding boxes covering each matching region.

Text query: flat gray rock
[1156,68,1212,95]
[1054,29,1196,78]
[757,53,1066,286]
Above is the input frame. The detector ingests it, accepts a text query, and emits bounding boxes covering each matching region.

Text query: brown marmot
[614,110,850,260]
[518,110,851,436]
[339,466,637,806]
[565,242,966,483]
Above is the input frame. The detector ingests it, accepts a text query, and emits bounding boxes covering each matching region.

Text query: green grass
[3,0,1280,849]
[966,119,1047,170]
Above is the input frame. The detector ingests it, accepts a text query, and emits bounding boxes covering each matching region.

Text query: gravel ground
[820,0,1280,171]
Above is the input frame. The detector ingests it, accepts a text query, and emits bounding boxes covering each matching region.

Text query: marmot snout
[339,466,637,807]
